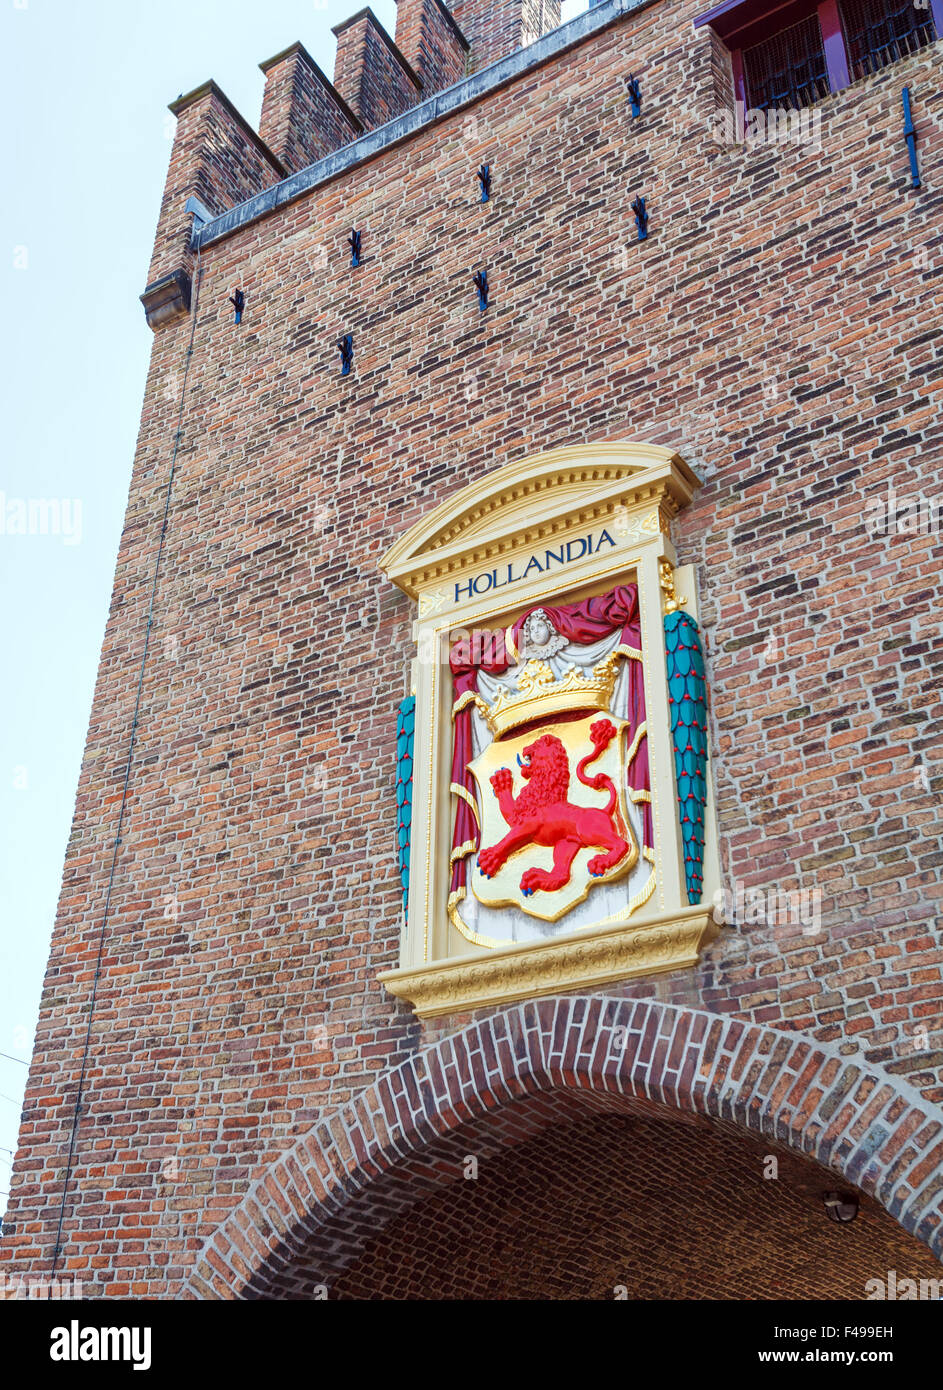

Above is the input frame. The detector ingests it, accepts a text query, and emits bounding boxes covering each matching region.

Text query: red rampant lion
[477,718,631,896]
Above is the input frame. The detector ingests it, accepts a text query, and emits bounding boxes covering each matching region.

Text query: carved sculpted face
[519,608,567,661]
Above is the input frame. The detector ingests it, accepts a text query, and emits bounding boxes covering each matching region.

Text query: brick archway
[186,998,943,1298]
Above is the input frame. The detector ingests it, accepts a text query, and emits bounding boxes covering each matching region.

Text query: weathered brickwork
[147,83,284,289]
[334,1113,941,1299]
[332,10,422,132]
[184,1000,943,1297]
[259,44,362,174]
[452,0,559,70]
[394,0,470,93]
[3,0,942,1298]
[707,25,734,112]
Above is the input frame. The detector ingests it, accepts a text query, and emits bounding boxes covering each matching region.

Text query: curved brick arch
[186,998,943,1298]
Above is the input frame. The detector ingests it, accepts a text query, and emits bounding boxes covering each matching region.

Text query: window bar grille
[839,0,937,80]
[743,15,831,113]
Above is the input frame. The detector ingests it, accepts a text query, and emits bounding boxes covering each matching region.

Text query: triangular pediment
[381,441,701,598]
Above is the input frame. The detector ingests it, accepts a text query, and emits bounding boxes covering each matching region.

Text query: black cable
[47,249,203,1288]
[0,1052,28,1066]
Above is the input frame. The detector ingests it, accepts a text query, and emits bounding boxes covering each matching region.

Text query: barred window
[743,14,831,112]
[839,0,937,79]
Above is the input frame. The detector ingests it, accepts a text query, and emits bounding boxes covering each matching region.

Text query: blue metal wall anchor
[903,88,921,191]
[348,228,362,267]
[477,164,492,202]
[631,195,648,241]
[338,334,354,375]
[627,75,641,118]
[474,269,489,311]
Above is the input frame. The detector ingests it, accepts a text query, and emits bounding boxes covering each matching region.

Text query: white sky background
[0,0,588,1214]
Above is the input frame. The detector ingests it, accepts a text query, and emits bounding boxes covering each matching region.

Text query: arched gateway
[6,0,943,1308]
[187,998,943,1299]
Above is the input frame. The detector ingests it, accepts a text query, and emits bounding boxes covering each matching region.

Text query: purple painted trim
[931,0,943,41]
[731,45,748,107]
[818,0,851,91]
[694,0,744,27]
[694,0,803,33]
[695,0,818,44]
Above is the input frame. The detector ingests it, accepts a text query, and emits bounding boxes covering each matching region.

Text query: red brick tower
[4,0,943,1300]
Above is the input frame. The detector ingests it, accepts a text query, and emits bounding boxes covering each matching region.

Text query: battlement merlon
[142,80,285,330]
[332,8,423,131]
[259,42,363,174]
[452,0,560,71]
[395,0,470,91]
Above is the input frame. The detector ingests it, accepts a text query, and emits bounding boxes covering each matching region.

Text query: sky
[0,0,587,1215]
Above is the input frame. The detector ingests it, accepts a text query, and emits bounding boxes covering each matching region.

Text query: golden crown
[482,655,620,738]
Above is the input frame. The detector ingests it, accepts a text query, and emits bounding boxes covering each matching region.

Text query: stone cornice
[139,269,191,331]
[380,442,702,600]
[380,907,720,1017]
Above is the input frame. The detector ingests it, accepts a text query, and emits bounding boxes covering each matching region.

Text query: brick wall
[183,1000,943,1296]
[259,43,361,173]
[4,0,942,1296]
[451,0,560,70]
[334,1111,942,1298]
[146,83,284,290]
[332,9,422,132]
[394,0,469,92]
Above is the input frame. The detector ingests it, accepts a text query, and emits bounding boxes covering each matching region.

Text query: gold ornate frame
[379,442,722,1018]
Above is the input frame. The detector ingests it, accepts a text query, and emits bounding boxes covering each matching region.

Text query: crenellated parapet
[141,0,563,329]
[452,0,559,71]
[141,81,285,329]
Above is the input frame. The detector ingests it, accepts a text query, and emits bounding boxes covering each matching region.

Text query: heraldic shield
[448,585,656,948]
[469,712,638,922]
